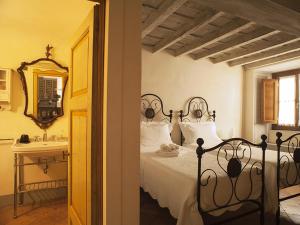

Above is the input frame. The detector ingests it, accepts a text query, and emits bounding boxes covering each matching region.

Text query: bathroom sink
[12,141,68,154]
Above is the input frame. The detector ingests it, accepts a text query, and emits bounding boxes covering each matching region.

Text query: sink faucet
[43,130,47,142]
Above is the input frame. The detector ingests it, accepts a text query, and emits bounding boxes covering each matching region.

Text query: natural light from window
[278,76,295,126]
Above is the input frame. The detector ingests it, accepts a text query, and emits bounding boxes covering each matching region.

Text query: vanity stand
[12,142,68,218]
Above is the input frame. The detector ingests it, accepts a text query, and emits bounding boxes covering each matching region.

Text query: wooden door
[68,8,95,225]
[261,79,278,123]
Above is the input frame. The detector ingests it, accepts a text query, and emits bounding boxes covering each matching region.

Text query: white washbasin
[12,141,68,154]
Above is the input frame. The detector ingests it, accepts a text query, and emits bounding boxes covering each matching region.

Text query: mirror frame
[17,58,69,129]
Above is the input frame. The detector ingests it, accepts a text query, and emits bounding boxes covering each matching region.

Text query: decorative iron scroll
[141,94,173,122]
[276,132,300,187]
[196,135,267,224]
[179,97,216,145]
[179,97,216,123]
[276,132,300,225]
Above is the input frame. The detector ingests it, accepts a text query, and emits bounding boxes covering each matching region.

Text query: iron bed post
[179,110,184,146]
[169,110,173,123]
[260,135,268,225]
[196,138,205,214]
[212,110,216,121]
[276,132,283,225]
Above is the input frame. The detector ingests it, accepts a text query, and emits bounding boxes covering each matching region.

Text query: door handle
[63,151,70,159]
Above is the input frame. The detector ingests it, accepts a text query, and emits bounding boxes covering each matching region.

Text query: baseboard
[0,188,67,208]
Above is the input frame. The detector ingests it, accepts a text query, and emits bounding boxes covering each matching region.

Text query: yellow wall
[0,35,70,196]
[0,42,69,139]
[0,1,94,196]
[0,0,94,139]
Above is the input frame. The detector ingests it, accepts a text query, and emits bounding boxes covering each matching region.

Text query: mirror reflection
[18,56,68,129]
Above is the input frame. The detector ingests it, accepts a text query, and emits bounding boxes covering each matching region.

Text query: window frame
[272,68,300,131]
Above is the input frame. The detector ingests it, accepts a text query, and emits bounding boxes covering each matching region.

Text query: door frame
[90,2,105,225]
[90,1,141,225]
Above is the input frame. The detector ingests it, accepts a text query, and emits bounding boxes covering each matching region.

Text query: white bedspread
[140,145,262,225]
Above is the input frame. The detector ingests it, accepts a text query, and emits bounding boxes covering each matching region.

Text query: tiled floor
[0,199,67,225]
[1,188,298,225]
[140,186,300,225]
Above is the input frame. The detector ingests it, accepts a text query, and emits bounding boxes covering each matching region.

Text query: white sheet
[140,145,262,225]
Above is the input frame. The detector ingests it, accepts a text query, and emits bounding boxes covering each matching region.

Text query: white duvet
[140,145,262,225]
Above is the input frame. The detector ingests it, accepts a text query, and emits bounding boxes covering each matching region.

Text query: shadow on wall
[11,70,24,113]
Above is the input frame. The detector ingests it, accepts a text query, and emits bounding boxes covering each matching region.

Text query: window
[272,69,300,130]
[278,76,296,125]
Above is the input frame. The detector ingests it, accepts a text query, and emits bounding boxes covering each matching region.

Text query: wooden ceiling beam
[142,0,188,39]
[192,28,279,60]
[228,40,300,66]
[270,0,300,13]
[210,33,298,63]
[152,10,223,53]
[244,49,300,69]
[175,18,255,56]
[191,0,300,37]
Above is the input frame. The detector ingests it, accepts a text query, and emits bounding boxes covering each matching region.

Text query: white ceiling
[254,58,300,73]
[0,0,95,46]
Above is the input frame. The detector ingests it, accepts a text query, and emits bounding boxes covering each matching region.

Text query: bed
[140,94,265,225]
[179,96,300,216]
[275,132,300,225]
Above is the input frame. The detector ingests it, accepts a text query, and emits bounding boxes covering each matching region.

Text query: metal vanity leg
[13,153,18,218]
[18,155,24,205]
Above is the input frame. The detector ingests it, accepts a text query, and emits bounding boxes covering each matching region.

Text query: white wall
[104,1,141,225]
[142,49,244,143]
[243,69,271,143]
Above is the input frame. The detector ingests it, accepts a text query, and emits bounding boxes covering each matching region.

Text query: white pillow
[140,122,173,147]
[141,121,173,132]
[179,122,222,148]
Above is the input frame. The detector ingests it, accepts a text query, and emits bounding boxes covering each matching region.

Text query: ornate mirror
[17,45,69,129]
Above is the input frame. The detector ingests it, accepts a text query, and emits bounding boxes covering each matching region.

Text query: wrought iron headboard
[275,132,300,224]
[196,135,267,224]
[141,94,173,122]
[179,97,216,122]
[179,97,216,145]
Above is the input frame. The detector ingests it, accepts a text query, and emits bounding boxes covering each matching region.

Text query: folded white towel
[160,144,171,151]
[159,143,180,152]
[156,149,179,157]
[169,143,179,150]
[156,143,180,157]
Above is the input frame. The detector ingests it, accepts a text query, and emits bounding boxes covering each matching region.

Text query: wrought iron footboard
[275,132,300,225]
[196,135,267,225]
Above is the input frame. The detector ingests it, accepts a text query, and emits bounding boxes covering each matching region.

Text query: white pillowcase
[140,122,173,147]
[179,122,222,148]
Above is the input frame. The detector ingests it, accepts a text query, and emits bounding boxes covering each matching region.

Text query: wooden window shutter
[261,79,278,123]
